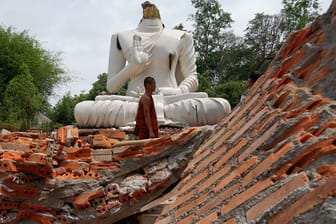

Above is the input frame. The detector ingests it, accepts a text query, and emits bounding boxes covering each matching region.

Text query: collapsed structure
[156,1,336,223]
[1,1,336,223]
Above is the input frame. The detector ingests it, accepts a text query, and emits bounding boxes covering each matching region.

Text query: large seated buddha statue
[74,1,231,128]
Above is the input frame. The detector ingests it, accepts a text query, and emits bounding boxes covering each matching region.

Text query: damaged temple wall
[156,1,336,223]
[1,1,336,224]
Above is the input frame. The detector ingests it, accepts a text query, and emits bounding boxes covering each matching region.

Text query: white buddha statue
[74,1,231,128]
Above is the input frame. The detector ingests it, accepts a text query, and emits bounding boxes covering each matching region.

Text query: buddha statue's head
[142,1,161,19]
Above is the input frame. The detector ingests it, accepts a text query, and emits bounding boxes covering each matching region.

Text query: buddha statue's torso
[117,20,187,96]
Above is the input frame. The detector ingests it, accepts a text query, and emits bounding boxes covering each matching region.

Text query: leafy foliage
[87,73,108,100]
[3,65,43,130]
[281,0,320,36]
[244,13,284,65]
[191,0,233,78]
[215,80,248,108]
[49,92,87,128]
[0,26,67,130]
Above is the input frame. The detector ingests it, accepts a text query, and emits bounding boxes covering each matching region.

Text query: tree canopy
[0,26,67,130]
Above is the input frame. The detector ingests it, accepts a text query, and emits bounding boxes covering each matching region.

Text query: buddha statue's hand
[158,87,183,96]
[130,48,150,64]
[126,61,151,79]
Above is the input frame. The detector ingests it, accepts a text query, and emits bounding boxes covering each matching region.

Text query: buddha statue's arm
[106,34,150,94]
[158,32,199,96]
[106,34,128,93]
[177,32,199,93]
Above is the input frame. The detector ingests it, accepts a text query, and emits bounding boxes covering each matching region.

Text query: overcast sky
[0,0,332,105]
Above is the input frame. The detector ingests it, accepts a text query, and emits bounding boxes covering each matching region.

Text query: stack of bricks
[0,124,210,223]
[157,1,336,224]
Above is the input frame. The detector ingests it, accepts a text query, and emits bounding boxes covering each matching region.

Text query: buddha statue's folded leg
[74,100,138,128]
[164,98,231,126]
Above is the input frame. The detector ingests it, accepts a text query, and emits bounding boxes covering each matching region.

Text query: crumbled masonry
[0,126,211,223]
[156,1,336,223]
[1,1,336,224]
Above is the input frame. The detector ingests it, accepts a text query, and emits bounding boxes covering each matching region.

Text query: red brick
[224,217,237,224]
[276,50,307,80]
[296,131,314,144]
[293,58,321,81]
[215,156,259,193]
[198,164,231,193]
[199,183,240,215]
[214,139,248,171]
[224,116,248,142]
[286,97,328,119]
[221,178,273,215]
[316,164,336,177]
[196,212,218,224]
[273,136,336,179]
[281,26,312,59]
[176,192,210,218]
[278,114,321,142]
[269,177,336,224]
[313,31,327,43]
[282,94,304,112]
[251,109,280,138]
[297,145,336,172]
[196,146,227,172]
[164,189,196,213]
[177,213,195,224]
[185,170,209,192]
[306,66,329,88]
[249,94,271,116]
[242,142,294,186]
[231,107,270,143]
[194,140,212,157]
[0,185,38,199]
[260,76,274,93]
[219,105,241,126]
[229,93,261,127]
[202,127,227,151]
[246,173,309,222]
[238,121,279,163]
[188,147,211,170]
[312,119,336,136]
[73,187,105,209]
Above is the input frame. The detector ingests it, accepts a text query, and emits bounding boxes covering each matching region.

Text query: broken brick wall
[157,1,336,223]
[0,125,211,224]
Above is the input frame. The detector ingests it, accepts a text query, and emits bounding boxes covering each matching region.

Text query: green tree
[0,26,67,122]
[244,13,284,68]
[190,0,233,77]
[281,0,320,36]
[87,73,108,100]
[49,92,88,127]
[215,80,247,108]
[3,65,43,130]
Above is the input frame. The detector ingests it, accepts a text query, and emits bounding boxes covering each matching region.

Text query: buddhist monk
[134,76,159,139]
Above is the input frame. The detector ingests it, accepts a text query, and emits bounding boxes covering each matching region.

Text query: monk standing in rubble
[134,76,159,139]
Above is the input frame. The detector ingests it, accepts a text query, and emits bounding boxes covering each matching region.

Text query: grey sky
[0,0,332,105]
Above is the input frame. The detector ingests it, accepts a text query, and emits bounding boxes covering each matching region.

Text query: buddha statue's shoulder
[112,29,134,40]
[163,29,190,39]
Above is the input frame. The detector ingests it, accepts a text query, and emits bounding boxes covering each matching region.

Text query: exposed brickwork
[0,126,209,223]
[157,2,336,223]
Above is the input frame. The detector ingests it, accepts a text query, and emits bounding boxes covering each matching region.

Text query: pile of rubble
[0,125,211,223]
